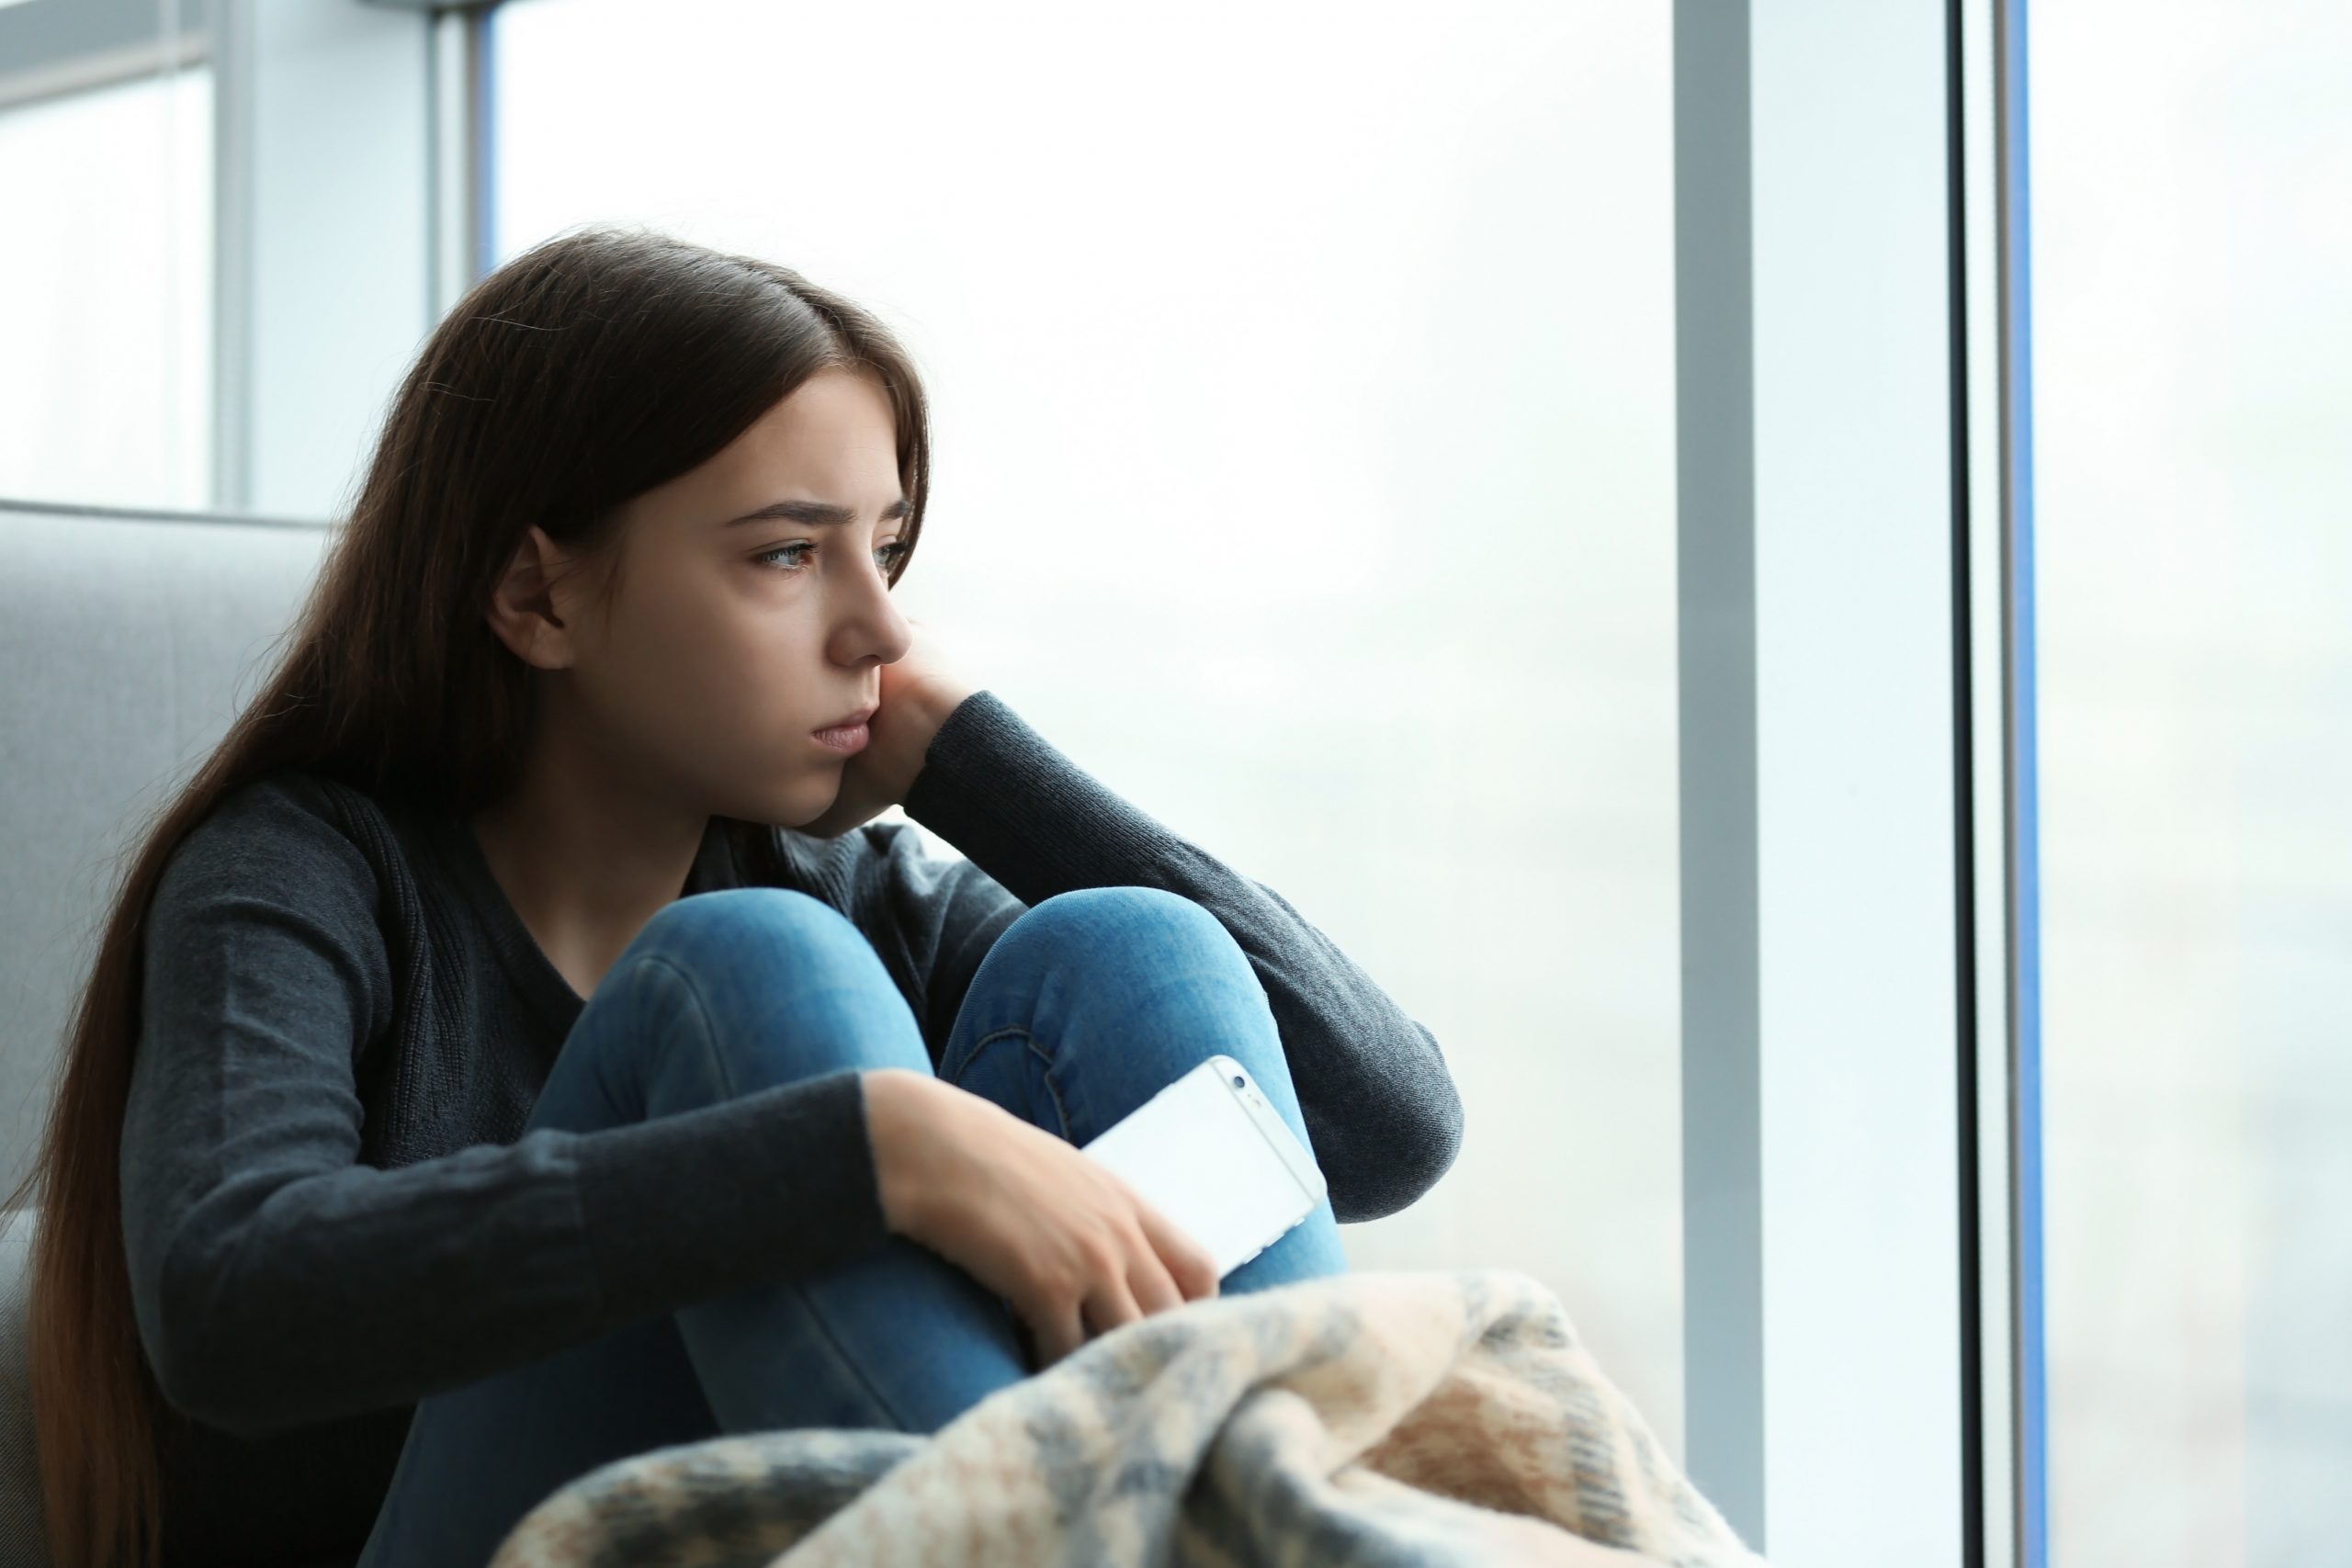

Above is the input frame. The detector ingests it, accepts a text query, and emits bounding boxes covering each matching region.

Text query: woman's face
[534,365,916,828]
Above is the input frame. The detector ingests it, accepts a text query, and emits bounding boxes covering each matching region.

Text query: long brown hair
[0,222,931,1568]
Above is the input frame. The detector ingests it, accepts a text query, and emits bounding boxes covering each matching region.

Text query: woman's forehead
[632,371,903,533]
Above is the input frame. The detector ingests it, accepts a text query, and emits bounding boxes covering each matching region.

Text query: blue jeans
[353,884,1349,1568]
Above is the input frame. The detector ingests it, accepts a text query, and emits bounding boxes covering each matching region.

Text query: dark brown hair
[0,222,930,1568]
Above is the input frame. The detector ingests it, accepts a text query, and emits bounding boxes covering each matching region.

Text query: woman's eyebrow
[720,497,910,527]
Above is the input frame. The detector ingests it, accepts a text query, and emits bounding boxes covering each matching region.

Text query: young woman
[1,224,1464,1568]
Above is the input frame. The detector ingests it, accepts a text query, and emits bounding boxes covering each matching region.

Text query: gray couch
[1,500,335,1567]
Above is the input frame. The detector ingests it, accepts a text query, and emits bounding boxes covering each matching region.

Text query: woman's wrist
[862,1067,944,1236]
[904,681,979,773]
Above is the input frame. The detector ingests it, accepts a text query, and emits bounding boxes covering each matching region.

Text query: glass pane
[495,0,1687,1451]
[0,62,210,509]
[2032,5,2352,1562]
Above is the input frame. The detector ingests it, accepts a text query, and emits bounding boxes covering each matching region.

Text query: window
[2030,4,2352,1562]
[0,62,210,509]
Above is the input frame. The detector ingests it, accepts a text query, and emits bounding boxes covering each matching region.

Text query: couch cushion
[0,503,332,1205]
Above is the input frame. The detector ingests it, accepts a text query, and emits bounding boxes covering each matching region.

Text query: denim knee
[991,886,1253,988]
[616,886,876,990]
[604,886,918,1077]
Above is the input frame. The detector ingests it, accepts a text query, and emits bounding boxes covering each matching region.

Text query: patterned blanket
[487,1267,1770,1568]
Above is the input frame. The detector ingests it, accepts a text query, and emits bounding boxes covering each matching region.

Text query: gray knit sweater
[118,687,1464,1566]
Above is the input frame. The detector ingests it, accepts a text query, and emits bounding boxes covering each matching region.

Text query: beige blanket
[489,1267,1769,1567]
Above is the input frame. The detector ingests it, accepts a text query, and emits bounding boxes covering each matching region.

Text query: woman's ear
[483,525,580,671]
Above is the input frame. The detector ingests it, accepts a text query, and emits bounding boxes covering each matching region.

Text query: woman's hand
[861,1068,1222,1371]
[797,615,979,840]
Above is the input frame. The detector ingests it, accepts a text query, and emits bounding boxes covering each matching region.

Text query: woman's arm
[120,783,897,1438]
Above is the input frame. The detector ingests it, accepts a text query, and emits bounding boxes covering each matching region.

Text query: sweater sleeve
[119,780,893,1439]
[873,688,1465,1224]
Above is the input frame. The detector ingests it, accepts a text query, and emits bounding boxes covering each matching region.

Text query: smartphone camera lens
[1232,1073,1246,1089]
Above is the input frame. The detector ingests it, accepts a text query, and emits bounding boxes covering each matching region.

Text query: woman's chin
[781,786,857,836]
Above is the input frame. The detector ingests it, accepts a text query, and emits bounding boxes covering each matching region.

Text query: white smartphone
[1076,1054,1328,1280]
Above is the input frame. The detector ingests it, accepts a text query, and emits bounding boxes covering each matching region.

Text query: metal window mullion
[209,0,436,519]
[1676,2,1977,1562]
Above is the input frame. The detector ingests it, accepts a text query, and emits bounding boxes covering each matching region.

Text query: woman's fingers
[1024,1284,1087,1370]
[1122,1227,1189,1317]
[1131,1198,1221,1303]
[1085,1270,1147,1340]
[903,1100,1227,1373]
[1035,1230,1178,1367]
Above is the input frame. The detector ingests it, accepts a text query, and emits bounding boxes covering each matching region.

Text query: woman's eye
[753,543,815,571]
[754,541,910,574]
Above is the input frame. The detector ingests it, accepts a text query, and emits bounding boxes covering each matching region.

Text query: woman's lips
[811,721,870,753]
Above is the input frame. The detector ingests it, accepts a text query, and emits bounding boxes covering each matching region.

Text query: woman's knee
[612,887,922,1075]
[618,886,884,996]
[994,886,1243,978]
